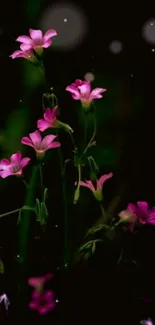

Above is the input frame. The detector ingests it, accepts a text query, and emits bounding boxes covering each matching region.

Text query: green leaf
[85,224,109,237]
[17,205,35,224]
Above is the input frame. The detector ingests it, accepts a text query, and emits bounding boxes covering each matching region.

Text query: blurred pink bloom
[0,152,30,178]
[29,289,56,315]
[16,28,57,52]
[10,44,36,62]
[0,293,10,310]
[140,318,153,325]
[75,173,113,201]
[119,201,155,230]
[37,106,58,132]
[21,130,61,157]
[66,79,106,109]
[28,273,53,293]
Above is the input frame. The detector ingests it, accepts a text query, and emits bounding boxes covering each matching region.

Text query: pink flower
[0,152,30,178]
[10,44,37,62]
[28,273,53,293]
[37,106,58,132]
[75,173,113,201]
[16,28,57,53]
[29,289,56,315]
[66,79,106,110]
[21,130,61,158]
[119,201,155,231]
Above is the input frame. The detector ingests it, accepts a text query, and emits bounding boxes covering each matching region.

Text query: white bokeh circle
[109,40,123,54]
[142,19,155,44]
[39,3,88,50]
[84,72,95,82]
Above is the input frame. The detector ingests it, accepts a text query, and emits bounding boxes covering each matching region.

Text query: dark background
[0,0,155,324]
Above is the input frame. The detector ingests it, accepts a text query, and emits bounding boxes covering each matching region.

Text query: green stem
[57,136,69,268]
[0,208,21,218]
[82,113,97,156]
[100,204,107,223]
[39,163,44,198]
[74,164,82,204]
[84,115,88,149]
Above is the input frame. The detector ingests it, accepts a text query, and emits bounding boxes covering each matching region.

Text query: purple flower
[0,152,30,178]
[66,79,106,110]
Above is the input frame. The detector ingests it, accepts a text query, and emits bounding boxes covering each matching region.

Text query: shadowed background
[0,0,155,324]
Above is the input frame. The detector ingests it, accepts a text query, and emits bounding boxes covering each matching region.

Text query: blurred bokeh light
[40,2,88,50]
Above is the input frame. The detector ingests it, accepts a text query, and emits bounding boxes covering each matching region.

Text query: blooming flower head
[28,273,53,293]
[0,293,10,310]
[119,201,155,232]
[75,173,113,201]
[0,152,30,178]
[29,289,56,315]
[21,130,61,159]
[37,106,58,132]
[16,28,57,55]
[66,79,106,110]
[37,106,73,133]
[10,44,37,62]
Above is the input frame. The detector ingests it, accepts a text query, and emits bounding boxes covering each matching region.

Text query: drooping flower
[10,44,37,62]
[29,289,56,315]
[0,293,10,310]
[75,173,113,201]
[66,79,106,110]
[0,152,30,178]
[37,106,73,133]
[16,28,57,54]
[28,273,53,293]
[21,130,61,158]
[37,106,58,131]
[119,201,155,230]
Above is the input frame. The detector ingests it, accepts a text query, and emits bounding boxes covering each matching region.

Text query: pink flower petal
[97,172,113,189]
[79,180,95,191]
[137,201,149,213]
[43,107,53,121]
[127,203,137,214]
[29,301,38,309]
[20,157,30,168]
[10,50,25,59]
[20,43,32,51]
[43,29,57,41]
[65,85,81,98]
[78,82,91,97]
[28,277,44,288]
[47,141,61,149]
[37,119,51,132]
[29,29,43,41]
[0,170,12,178]
[16,35,32,44]
[21,136,34,147]
[41,134,57,148]
[29,130,42,146]
[42,40,52,48]
[90,88,107,99]
[71,93,81,100]
[10,152,21,164]
[0,159,10,168]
